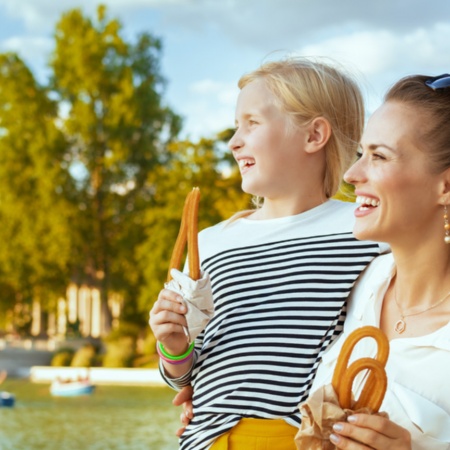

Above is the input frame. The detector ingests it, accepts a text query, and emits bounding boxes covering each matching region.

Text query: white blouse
[311,253,450,450]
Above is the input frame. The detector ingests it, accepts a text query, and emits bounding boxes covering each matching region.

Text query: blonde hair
[239,57,364,199]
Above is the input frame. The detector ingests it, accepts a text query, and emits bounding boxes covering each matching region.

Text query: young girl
[150,57,386,450]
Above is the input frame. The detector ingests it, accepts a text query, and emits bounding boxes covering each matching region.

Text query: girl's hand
[149,288,189,355]
[330,414,411,450]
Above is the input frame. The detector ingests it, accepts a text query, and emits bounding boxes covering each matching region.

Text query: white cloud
[1,0,449,138]
[175,79,238,139]
[292,23,450,115]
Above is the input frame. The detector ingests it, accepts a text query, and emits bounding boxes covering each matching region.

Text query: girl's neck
[249,194,327,220]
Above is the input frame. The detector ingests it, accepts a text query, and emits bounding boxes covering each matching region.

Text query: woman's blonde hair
[238,57,364,199]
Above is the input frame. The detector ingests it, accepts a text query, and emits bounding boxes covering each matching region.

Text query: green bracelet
[158,341,195,361]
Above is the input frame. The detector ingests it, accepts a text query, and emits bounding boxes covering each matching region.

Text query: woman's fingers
[331,414,411,450]
[173,385,194,437]
[173,385,194,406]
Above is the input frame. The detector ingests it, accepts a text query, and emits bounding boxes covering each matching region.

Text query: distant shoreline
[30,366,165,386]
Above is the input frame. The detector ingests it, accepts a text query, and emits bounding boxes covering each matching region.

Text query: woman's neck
[391,243,450,310]
[381,243,450,339]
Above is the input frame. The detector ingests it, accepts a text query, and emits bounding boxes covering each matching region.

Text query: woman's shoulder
[358,253,395,281]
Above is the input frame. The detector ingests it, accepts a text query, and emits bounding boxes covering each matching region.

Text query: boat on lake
[50,377,95,397]
[0,391,15,407]
[0,370,15,407]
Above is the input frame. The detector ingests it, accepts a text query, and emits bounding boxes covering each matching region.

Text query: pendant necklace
[393,287,450,334]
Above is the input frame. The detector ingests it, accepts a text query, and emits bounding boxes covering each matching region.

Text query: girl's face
[228,79,311,199]
[344,101,443,246]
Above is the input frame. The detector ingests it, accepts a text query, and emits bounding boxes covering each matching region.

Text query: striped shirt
[161,200,384,450]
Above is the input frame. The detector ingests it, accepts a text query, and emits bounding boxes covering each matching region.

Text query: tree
[0,53,74,326]
[49,5,182,330]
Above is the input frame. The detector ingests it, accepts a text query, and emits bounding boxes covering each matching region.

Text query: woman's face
[344,101,444,246]
[228,78,311,199]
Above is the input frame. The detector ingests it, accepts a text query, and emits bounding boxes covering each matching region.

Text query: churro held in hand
[165,187,214,343]
[295,326,390,450]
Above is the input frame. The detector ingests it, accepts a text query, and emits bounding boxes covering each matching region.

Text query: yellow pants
[210,418,297,450]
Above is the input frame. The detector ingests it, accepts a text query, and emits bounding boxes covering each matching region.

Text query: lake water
[0,379,181,450]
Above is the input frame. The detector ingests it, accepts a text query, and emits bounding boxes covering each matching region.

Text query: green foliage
[0,53,74,311]
[0,5,251,335]
[102,336,136,368]
[48,5,182,323]
[51,348,75,366]
[71,343,98,367]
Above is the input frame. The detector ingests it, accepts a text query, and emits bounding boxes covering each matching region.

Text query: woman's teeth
[356,195,380,209]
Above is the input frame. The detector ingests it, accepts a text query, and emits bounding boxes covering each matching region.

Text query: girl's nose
[228,129,243,153]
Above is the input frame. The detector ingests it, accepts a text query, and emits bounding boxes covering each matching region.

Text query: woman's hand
[149,288,189,356]
[330,414,411,449]
[173,385,194,437]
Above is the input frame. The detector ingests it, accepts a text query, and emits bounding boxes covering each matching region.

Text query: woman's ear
[305,117,332,154]
[438,167,450,205]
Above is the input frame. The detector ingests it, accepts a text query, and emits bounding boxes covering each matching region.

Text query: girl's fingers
[152,291,186,315]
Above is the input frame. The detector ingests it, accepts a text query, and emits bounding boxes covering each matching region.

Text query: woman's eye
[372,153,385,160]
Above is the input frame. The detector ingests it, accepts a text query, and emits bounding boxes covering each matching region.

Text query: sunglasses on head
[425,73,450,91]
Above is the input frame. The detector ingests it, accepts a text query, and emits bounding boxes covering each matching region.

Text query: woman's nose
[344,156,365,186]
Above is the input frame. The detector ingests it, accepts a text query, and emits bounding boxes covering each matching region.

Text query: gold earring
[444,205,450,244]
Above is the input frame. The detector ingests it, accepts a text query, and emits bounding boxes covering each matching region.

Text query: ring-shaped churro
[332,325,389,413]
[338,358,388,412]
[167,187,201,282]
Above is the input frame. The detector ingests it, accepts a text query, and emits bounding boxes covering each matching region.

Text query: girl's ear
[305,117,332,154]
[438,167,450,205]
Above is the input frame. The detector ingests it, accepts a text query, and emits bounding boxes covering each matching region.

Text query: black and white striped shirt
[162,200,384,450]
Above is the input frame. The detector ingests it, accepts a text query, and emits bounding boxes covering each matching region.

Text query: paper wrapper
[295,384,388,450]
[165,268,214,343]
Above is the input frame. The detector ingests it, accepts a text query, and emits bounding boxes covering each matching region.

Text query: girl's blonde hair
[239,57,364,200]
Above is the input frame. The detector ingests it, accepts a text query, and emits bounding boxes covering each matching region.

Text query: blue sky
[1,0,449,140]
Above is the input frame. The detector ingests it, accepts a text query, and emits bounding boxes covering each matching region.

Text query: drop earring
[444,205,450,244]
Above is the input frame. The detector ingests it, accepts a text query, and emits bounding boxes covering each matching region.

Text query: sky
[0,0,449,141]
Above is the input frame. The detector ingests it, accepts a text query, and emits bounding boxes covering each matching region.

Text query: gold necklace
[393,288,450,334]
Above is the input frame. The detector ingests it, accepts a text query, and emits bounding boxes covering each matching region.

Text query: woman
[149,57,386,450]
[312,73,450,449]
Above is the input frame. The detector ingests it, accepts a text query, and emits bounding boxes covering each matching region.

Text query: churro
[187,187,201,281]
[167,187,201,282]
[332,326,389,412]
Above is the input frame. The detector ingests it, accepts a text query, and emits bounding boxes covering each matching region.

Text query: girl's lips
[237,158,255,175]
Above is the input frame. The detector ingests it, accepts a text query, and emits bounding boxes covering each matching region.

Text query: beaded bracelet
[157,341,195,365]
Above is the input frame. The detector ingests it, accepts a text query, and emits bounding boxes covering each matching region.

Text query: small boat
[0,391,15,407]
[50,379,95,397]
